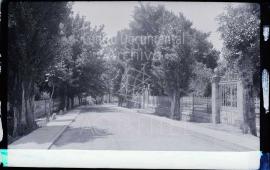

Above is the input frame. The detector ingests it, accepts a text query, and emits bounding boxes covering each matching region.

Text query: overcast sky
[73,1,241,52]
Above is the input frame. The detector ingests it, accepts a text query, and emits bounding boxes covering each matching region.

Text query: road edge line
[47,111,80,149]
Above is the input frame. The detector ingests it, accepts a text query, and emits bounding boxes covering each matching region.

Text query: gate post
[237,80,245,129]
[212,75,221,124]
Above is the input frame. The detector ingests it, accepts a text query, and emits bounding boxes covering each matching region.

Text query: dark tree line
[8,2,106,137]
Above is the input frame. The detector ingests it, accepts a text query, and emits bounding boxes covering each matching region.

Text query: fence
[144,95,212,122]
[181,96,212,122]
[34,97,80,119]
[132,89,259,127]
[34,98,61,119]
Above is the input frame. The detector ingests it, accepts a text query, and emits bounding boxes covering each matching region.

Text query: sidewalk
[135,108,259,151]
[9,108,81,149]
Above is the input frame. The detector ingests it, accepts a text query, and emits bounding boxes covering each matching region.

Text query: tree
[192,31,219,70]
[111,3,179,105]
[110,3,219,114]
[189,62,213,97]
[105,29,132,106]
[129,3,169,96]
[74,15,106,103]
[185,30,219,97]
[154,12,196,119]
[217,4,260,136]
[153,10,219,119]
[8,2,71,136]
[48,13,106,109]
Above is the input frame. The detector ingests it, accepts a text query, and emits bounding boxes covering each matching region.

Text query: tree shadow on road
[53,126,113,146]
[79,105,118,114]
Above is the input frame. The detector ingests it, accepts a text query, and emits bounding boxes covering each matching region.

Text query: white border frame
[6,149,260,169]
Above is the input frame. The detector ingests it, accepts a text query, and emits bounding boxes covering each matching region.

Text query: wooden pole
[45,99,46,115]
[192,94,194,121]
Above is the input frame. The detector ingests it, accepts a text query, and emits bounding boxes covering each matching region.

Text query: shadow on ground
[79,105,118,114]
[53,126,113,146]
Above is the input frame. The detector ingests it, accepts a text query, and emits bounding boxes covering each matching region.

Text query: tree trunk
[45,99,49,121]
[21,82,27,128]
[101,96,104,104]
[65,95,69,110]
[78,96,81,105]
[71,96,74,108]
[12,105,19,136]
[170,91,181,120]
[9,72,36,136]
[25,95,36,130]
[23,81,36,130]
[49,84,55,115]
[64,84,69,110]
[244,86,257,136]
[118,97,121,106]
[9,73,22,137]
[9,69,37,137]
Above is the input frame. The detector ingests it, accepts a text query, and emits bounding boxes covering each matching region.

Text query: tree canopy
[217,3,260,92]
[217,3,260,136]
[108,3,219,118]
[7,2,106,136]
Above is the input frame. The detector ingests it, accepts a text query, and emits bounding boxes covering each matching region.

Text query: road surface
[51,104,247,151]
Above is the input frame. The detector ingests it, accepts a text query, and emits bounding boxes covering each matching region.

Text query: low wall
[181,97,211,123]
[148,96,212,123]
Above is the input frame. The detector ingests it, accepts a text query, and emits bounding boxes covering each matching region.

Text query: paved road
[51,104,246,151]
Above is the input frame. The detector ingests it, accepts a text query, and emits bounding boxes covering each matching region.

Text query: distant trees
[217,3,260,136]
[103,29,132,106]
[187,31,220,97]
[189,62,213,97]
[52,14,106,109]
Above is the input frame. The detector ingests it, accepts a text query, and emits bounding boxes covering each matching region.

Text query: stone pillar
[237,80,245,128]
[212,75,221,124]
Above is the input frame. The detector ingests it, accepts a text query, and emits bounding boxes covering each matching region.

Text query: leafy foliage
[217,3,260,136]
[7,2,106,136]
[108,3,219,118]
[217,4,260,91]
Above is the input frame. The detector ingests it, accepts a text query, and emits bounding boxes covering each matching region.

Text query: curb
[47,123,70,149]
[135,109,259,151]
[47,111,80,149]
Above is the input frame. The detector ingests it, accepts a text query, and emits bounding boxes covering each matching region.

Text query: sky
[73,2,241,52]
